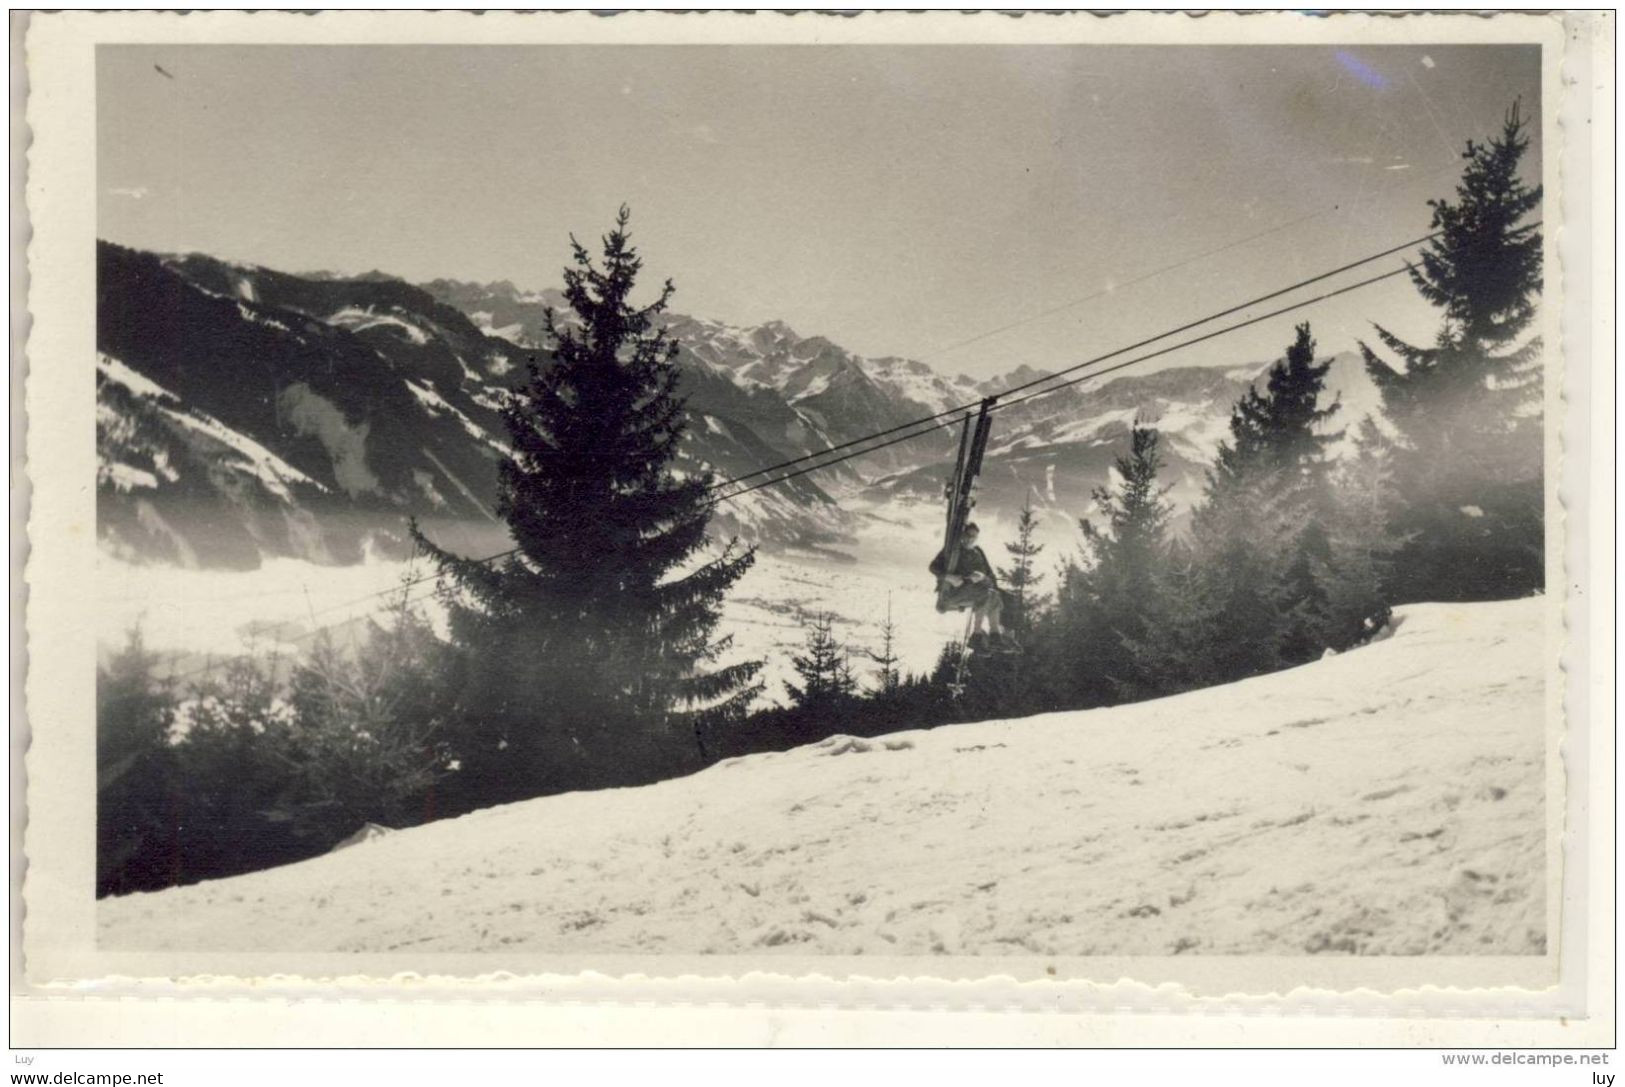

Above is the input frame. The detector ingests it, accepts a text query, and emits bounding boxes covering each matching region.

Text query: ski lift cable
[987,265,1416,415]
[911,155,1491,367]
[709,261,1420,505]
[174,230,1436,669]
[189,224,1464,638]
[158,220,1536,681]
[712,413,976,504]
[715,214,1540,502]
[158,219,1380,691]
[985,217,1542,415]
[709,227,1444,493]
[708,207,1539,497]
[910,206,1329,364]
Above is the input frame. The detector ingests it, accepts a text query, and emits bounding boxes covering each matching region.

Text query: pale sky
[98,44,1542,380]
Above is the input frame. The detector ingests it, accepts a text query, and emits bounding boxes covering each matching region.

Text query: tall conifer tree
[1118,539,1228,700]
[1315,419,1401,649]
[1209,324,1339,493]
[999,498,1048,637]
[1041,422,1171,704]
[1360,102,1544,600]
[417,208,760,805]
[784,612,856,711]
[97,627,180,897]
[1192,324,1341,676]
[866,595,902,699]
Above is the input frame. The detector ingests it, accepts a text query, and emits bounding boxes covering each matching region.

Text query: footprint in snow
[1361,784,1414,802]
[814,735,914,757]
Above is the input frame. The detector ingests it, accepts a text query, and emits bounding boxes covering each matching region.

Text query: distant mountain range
[96,240,1378,569]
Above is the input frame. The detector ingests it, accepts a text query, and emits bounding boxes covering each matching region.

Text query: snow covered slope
[100,598,1547,957]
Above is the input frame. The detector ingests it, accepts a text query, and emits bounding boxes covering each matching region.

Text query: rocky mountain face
[97,243,848,568]
[97,242,1376,569]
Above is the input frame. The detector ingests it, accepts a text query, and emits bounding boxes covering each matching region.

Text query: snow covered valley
[99,596,1548,959]
[96,499,1062,702]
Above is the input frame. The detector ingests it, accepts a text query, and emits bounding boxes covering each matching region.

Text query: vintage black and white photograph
[20,11,1590,1005]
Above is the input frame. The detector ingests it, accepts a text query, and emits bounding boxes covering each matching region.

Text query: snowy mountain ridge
[420,276,1382,524]
[97,243,1379,570]
[96,242,850,569]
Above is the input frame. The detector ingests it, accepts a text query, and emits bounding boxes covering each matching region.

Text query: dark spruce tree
[1038,422,1171,706]
[416,208,761,808]
[865,595,902,700]
[1083,424,1172,618]
[171,653,306,884]
[784,611,858,712]
[280,592,452,843]
[1242,323,1339,663]
[1188,323,1341,677]
[1360,102,1544,602]
[1316,419,1401,650]
[1118,538,1228,700]
[1209,323,1338,492]
[999,497,1048,639]
[97,627,180,897]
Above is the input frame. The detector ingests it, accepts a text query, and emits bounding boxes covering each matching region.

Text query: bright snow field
[96,498,1052,703]
[99,597,1547,957]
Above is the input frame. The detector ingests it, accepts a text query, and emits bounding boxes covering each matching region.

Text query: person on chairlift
[929,522,1018,652]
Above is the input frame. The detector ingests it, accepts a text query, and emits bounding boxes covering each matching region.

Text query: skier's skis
[941,399,997,699]
[936,398,997,613]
